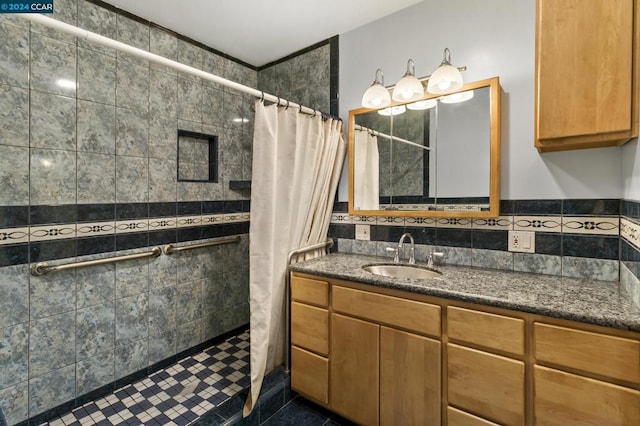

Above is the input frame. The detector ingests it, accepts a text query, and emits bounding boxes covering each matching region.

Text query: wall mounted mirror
[177,129,218,182]
[348,76,501,217]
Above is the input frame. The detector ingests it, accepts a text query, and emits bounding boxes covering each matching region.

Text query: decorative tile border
[561,216,619,235]
[0,212,250,246]
[405,217,437,228]
[513,216,562,232]
[621,217,640,250]
[472,216,513,230]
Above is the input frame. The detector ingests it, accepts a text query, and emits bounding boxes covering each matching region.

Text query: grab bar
[163,235,241,255]
[31,246,162,276]
[284,238,334,371]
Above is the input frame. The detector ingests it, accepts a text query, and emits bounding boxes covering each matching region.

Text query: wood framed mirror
[348,76,501,218]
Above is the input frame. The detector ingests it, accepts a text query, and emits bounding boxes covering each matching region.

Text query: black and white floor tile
[42,331,250,426]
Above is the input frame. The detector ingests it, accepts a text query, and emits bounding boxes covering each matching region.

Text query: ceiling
[101,0,423,67]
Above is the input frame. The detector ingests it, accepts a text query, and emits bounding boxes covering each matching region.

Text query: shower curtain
[243,101,346,415]
[354,129,380,210]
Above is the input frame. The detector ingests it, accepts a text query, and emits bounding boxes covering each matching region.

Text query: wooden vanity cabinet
[535,0,640,152]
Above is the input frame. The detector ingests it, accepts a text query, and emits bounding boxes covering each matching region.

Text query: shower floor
[42,331,250,426]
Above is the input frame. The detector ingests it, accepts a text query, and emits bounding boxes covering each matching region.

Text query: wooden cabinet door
[330,313,379,426]
[535,0,636,150]
[447,343,525,426]
[534,365,640,426]
[380,326,441,425]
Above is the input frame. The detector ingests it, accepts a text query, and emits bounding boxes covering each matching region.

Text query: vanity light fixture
[378,105,406,116]
[361,68,392,108]
[392,59,424,102]
[440,89,475,104]
[407,99,437,110]
[427,48,464,94]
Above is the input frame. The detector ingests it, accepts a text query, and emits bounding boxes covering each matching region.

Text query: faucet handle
[385,247,400,263]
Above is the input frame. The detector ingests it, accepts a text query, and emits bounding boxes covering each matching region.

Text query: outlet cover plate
[508,230,535,253]
[355,224,370,241]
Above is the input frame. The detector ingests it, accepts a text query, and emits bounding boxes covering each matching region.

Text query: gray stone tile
[223,91,244,129]
[0,22,29,88]
[77,0,117,56]
[221,302,249,331]
[115,293,148,343]
[0,264,28,329]
[177,181,203,202]
[621,263,640,308]
[30,91,76,150]
[29,311,75,378]
[115,155,149,203]
[77,99,116,154]
[177,119,202,133]
[176,320,201,352]
[149,329,177,364]
[29,148,76,205]
[562,256,620,282]
[0,381,28,425]
[201,85,224,127]
[150,26,177,74]
[149,253,177,290]
[0,141,29,205]
[178,78,202,122]
[202,274,224,315]
[77,47,116,105]
[116,108,149,157]
[76,351,114,395]
[201,247,224,277]
[149,115,178,160]
[176,280,202,324]
[0,323,28,388]
[514,253,562,276]
[0,14,29,29]
[258,62,290,97]
[202,310,225,341]
[29,0,77,44]
[77,152,116,204]
[76,302,115,361]
[0,85,29,147]
[177,250,204,283]
[116,14,149,51]
[29,270,75,320]
[472,249,514,271]
[150,69,177,118]
[117,60,149,112]
[203,51,225,87]
[115,257,149,298]
[224,61,252,88]
[29,364,75,416]
[222,271,248,309]
[115,339,147,379]
[149,286,177,335]
[149,157,177,202]
[336,238,353,254]
[31,33,76,97]
[177,40,203,74]
[76,263,116,309]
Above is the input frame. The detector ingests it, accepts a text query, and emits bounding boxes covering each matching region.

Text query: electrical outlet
[355,224,370,241]
[508,230,535,253]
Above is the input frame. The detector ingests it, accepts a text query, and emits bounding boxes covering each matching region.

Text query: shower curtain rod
[18,14,336,119]
[354,124,430,151]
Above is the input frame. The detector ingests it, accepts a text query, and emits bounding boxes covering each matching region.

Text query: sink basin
[362,263,442,280]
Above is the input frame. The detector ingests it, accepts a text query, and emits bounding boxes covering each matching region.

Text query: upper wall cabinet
[535,0,640,152]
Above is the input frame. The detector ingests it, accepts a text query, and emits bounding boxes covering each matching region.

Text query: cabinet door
[447,343,525,426]
[330,313,379,426]
[291,346,328,404]
[536,0,635,149]
[380,326,441,425]
[534,365,640,426]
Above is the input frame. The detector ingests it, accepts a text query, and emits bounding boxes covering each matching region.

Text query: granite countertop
[289,252,640,333]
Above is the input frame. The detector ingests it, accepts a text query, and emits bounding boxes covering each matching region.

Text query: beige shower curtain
[354,129,380,210]
[243,101,346,415]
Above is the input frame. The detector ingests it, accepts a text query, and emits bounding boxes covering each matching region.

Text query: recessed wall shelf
[229,180,252,190]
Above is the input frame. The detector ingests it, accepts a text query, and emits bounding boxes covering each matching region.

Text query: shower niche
[177,129,218,182]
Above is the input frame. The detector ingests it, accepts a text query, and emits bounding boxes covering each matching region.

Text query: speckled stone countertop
[289,253,640,332]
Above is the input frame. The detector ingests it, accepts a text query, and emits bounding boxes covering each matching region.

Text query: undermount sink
[362,263,442,280]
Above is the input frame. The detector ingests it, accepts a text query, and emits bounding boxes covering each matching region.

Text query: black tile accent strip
[116,233,150,251]
[563,234,619,260]
[177,201,202,216]
[30,239,76,263]
[116,203,149,220]
[332,202,348,213]
[77,236,115,257]
[0,205,28,227]
[404,226,436,245]
[149,202,177,218]
[0,243,28,267]
[371,225,407,243]
[436,228,472,248]
[534,233,562,256]
[30,205,77,225]
[473,230,508,251]
[202,201,225,214]
[177,227,202,243]
[223,200,245,213]
[622,199,640,219]
[77,204,116,222]
[149,229,178,246]
[328,223,355,240]
[563,199,620,215]
[513,199,562,215]
[329,35,339,118]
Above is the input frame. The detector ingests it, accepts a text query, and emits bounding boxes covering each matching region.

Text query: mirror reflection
[349,77,500,217]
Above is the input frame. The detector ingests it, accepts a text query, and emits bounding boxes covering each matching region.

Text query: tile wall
[621,200,640,308]
[330,199,622,282]
[0,0,256,423]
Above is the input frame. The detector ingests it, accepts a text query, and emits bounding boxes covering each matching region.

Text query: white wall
[338,0,623,202]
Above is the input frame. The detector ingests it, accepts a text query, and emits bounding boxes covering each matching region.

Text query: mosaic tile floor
[42,331,250,426]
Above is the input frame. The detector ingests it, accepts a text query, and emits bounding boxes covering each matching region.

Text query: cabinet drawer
[291,302,328,355]
[448,306,524,355]
[291,346,328,405]
[534,322,640,383]
[534,365,640,426]
[448,407,499,426]
[448,343,525,426]
[291,275,329,307]
[332,285,441,337]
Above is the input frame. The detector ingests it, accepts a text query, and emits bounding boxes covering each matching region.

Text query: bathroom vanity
[288,253,640,426]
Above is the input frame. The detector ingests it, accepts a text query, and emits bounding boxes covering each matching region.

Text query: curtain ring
[312,109,317,118]
[285,100,290,110]
[276,96,280,107]
[299,104,303,114]
[259,91,265,103]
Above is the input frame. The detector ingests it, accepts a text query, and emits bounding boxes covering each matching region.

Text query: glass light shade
[440,90,474,104]
[427,64,464,94]
[362,82,391,108]
[392,75,424,102]
[407,99,437,110]
[377,105,406,116]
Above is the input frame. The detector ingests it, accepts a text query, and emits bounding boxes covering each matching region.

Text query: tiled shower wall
[0,0,255,423]
[330,199,622,282]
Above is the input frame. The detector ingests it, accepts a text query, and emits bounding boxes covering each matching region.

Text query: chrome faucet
[397,233,415,265]
[427,247,444,269]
